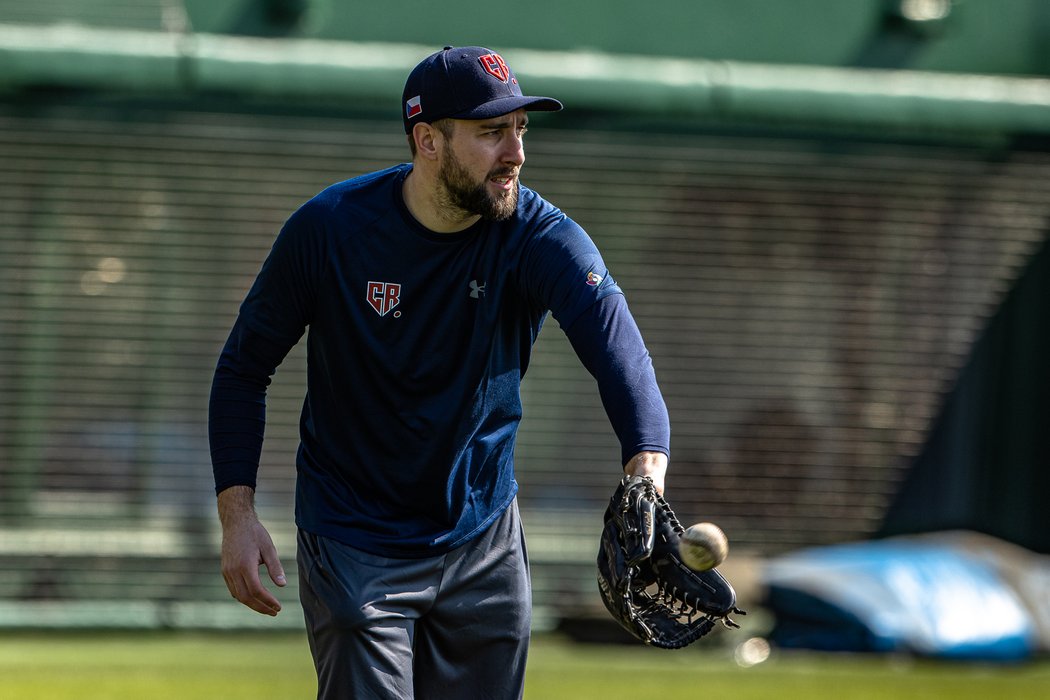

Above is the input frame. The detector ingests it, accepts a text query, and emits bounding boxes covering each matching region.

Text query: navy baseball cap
[402,46,562,133]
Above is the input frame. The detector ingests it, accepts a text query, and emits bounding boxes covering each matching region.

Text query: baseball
[679,522,729,571]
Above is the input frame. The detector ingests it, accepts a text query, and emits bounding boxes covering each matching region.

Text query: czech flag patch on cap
[405,95,422,119]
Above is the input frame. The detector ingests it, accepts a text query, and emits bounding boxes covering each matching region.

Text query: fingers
[624,451,668,495]
[221,523,285,616]
[223,569,282,616]
[224,558,283,616]
[262,545,288,588]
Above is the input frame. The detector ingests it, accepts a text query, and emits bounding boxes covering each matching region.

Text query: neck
[402,166,480,233]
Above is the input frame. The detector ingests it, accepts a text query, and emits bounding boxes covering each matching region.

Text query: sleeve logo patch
[586,271,603,286]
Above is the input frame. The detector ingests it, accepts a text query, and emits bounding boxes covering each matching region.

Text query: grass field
[1,631,1047,699]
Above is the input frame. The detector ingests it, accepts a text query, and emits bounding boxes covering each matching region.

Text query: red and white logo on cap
[405,95,422,120]
[478,53,511,83]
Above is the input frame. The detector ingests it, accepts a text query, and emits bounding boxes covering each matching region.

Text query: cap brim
[451,95,563,121]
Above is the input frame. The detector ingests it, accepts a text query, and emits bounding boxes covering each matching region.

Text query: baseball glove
[597,475,746,649]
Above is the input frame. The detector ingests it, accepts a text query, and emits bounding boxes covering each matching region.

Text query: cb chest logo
[366,281,401,317]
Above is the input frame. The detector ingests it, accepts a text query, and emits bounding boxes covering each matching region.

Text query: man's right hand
[217,485,287,616]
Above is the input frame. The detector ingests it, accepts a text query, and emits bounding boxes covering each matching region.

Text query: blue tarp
[763,538,1037,661]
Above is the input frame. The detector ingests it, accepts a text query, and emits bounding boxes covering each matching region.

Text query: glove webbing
[623,478,744,646]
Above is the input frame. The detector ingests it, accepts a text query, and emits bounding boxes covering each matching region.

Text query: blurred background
[1,0,1048,660]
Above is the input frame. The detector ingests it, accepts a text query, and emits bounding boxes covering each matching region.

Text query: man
[209,45,670,699]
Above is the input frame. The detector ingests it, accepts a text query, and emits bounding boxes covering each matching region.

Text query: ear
[411,122,443,162]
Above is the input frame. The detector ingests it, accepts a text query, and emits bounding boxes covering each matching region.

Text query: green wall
[182,0,1050,76]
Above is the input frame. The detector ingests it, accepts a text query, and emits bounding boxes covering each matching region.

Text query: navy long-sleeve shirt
[209,164,669,557]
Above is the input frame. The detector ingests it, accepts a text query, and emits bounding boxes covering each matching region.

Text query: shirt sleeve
[208,204,322,493]
[519,215,623,329]
[562,292,671,466]
[208,316,300,493]
[237,201,326,343]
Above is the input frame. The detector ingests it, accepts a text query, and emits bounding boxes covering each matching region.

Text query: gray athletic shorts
[297,500,531,700]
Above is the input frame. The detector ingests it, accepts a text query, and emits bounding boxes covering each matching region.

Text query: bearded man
[209,45,670,700]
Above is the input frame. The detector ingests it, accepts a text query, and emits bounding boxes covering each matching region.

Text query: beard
[437,145,519,222]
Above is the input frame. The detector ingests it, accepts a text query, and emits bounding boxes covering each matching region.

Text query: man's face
[436,109,528,222]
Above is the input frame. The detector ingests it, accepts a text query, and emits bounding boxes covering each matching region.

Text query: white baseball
[679,522,729,571]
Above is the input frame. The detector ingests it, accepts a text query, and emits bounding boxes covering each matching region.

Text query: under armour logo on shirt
[469,280,486,298]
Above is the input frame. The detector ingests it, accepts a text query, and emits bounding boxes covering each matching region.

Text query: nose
[502,132,525,167]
